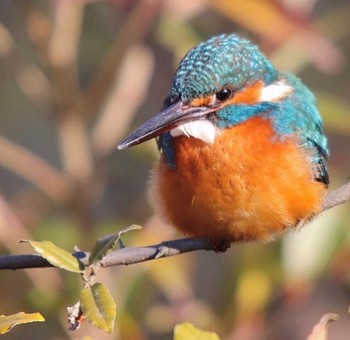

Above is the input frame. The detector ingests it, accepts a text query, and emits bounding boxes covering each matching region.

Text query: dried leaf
[307,313,339,340]
[20,240,83,273]
[67,301,84,331]
[0,312,45,334]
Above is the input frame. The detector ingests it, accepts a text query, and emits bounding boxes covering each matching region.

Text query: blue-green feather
[171,34,278,102]
[160,34,329,185]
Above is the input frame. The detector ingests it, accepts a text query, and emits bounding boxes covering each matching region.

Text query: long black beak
[118,101,216,150]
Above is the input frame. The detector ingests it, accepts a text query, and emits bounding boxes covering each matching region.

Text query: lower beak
[118,101,216,150]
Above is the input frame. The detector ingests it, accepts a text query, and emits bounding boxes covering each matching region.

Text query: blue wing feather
[276,73,329,186]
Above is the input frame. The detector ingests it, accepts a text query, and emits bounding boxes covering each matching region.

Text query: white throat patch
[170,120,218,144]
[168,80,291,144]
[259,81,293,102]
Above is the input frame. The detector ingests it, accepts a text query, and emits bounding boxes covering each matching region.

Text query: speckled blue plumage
[161,33,329,185]
[171,34,278,102]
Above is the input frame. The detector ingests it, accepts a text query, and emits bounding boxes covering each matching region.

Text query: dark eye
[216,88,232,102]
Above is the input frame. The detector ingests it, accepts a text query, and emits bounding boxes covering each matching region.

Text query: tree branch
[322,181,350,211]
[0,238,212,270]
[0,182,349,271]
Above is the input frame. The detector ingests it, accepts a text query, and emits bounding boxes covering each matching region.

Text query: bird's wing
[281,73,329,187]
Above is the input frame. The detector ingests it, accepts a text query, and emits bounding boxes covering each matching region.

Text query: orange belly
[151,117,326,242]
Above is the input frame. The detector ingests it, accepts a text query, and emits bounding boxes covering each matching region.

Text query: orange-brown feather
[151,117,326,242]
[228,80,263,105]
[190,81,263,108]
[190,96,212,107]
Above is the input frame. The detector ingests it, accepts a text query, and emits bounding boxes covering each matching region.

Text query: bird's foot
[210,237,231,253]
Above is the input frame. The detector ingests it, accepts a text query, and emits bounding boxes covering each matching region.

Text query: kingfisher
[118,34,329,245]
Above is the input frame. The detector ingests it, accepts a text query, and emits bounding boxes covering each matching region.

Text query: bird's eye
[216,88,232,102]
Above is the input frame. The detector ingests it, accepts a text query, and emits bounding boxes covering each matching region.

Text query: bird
[118,33,329,246]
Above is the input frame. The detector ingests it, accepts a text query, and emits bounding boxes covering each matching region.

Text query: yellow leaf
[20,240,83,273]
[80,283,116,334]
[174,322,220,340]
[0,312,45,334]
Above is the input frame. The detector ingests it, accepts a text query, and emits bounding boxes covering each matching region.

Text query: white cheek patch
[259,81,293,102]
[170,120,218,144]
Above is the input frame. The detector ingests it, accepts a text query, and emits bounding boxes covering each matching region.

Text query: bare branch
[0,254,51,270]
[0,182,349,271]
[0,238,211,270]
[322,181,350,211]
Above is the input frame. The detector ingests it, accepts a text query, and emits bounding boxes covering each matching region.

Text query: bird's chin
[170,119,218,144]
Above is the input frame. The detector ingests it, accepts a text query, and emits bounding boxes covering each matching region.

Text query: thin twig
[322,181,350,211]
[0,238,211,270]
[0,136,72,203]
[0,183,349,271]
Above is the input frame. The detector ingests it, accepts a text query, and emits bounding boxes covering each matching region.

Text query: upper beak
[117,101,216,150]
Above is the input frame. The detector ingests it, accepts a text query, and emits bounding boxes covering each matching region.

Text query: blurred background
[0,0,349,339]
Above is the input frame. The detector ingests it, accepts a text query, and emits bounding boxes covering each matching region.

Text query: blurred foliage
[0,0,349,339]
[174,322,220,340]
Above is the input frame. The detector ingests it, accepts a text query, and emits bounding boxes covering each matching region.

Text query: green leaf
[0,312,45,334]
[89,224,142,264]
[20,240,83,273]
[174,322,220,340]
[80,283,116,334]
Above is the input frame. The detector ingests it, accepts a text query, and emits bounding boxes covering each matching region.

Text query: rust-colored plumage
[152,117,326,242]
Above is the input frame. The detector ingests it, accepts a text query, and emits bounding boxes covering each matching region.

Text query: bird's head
[118,34,292,150]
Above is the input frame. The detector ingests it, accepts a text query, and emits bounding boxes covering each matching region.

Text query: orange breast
[151,117,326,242]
